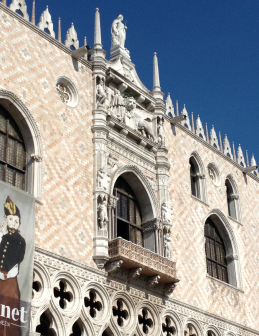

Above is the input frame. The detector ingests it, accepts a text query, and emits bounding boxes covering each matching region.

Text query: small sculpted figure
[97,199,108,230]
[111,14,127,48]
[97,167,111,191]
[164,231,172,258]
[125,97,156,141]
[161,203,173,224]
[157,118,165,147]
[111,89,125,121]
[96,78,106,107]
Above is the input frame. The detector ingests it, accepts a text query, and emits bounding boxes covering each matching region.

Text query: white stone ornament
[165,93,175,117]
[237,144,246,167]
[65,23,79,50]
[164,230,172,258]
[9,0,29,21]
[195,115,205,139]
[97,167,111,191]
[161,203,173,224]
[38,6,55,38]
[210,126,219,149]
[111,14,127,49]
[180,105,191,129]
[223,134,233,159]
[157,117,165,147]
[97,197,108,230]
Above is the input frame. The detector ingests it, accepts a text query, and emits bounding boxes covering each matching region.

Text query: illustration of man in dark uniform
[0,196,26,336]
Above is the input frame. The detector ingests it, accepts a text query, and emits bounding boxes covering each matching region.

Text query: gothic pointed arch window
[0,105,26,190]
[205,218,228,283]
[225,177,241,222]
[113,176,143,246]
[190,157,200,199]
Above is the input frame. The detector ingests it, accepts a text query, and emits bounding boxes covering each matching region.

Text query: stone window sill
[228,216,243,226]
[206,274,244,293]
[191,195,209,207]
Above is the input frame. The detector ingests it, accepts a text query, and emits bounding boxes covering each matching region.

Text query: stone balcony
[108,237,179,285]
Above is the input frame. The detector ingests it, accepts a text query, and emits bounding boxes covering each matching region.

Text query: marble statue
[157,117,165,147]
[125,97,156,141]
[96,77,106,107]
[111,14,127,48]
[161,203,173,224]
[97,199,108,230]
[111,89,125,121]
[164,231,172,258]
[97,167,111,191]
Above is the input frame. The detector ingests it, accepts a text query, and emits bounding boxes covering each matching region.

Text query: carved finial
[10,0,29,21]
[219,132,223,152]
[84,36,87,46]
[94,7,102,49]
[246,150,249,167]
[31,0,35,24]
[223,135,233,159]
[232,142,237,162]
[191,112,195,132]
[2,0,6,6]
[65,23,79,50]
[180,105,191,129]
[195,115,205,139]
[251,153,257,167]
[205,123,209,143]
[176,100,179,116]
[58,18,61,42]
[237,144,246,167]
[210,125,219,149]
[38,6,55,38]
[152,52,161,92]
[165,93,175,117]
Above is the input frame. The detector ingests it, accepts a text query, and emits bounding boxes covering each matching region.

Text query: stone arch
[162,309,183,336]
[67,316,95,336]
[225,174,242,222]
[184,317,203,336]
[34,305,63,336]
[189,151,208,203]
[110,164,159,221]
[205,325,222,336]
[203,208,243,289]
[0,89,43,199]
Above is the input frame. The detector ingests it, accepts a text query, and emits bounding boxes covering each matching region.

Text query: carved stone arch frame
[66,314,95,336]
[110,291,137,334]
[0,89,44,199]
[207,162,221,187]
[99,323,120,336]
[135,300,160,336]
[162,309,183,336]
[32,260,52,308]
[205,324,222,336]
[203,208,243,289]
[184,317,203,336]
[109,164,161,253]
[225,174,242,223]
[82,281,111,325]
[33,303,64,336]
[190,151,208,203]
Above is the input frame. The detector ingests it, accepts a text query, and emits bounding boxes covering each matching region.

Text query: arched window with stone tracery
[0,105,26,190]
[113,176,143,246]
[205,218,228,283]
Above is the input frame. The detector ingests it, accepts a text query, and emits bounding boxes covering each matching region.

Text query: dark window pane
[136,229,143,246]
[0,133,6,161]
[207,260,212,276]
[6,167,15,185]
[16,142,25,170]
[0,164,4,181]
[117,219,129,241]
[121,194,128,220]
[117,193,121,218]
[15,171,25,190]
[135,205,141,227]
[129,198,135,223]
[7,137,16,165]
[0,109,7,132]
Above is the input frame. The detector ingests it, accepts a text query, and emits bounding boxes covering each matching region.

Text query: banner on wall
[0,181,35,336]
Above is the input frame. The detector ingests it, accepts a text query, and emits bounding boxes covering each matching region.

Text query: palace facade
[0,1,259,336]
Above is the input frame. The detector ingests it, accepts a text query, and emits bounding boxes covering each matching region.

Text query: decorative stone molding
[237,145,246,167]
[226,254,239,262]
[223,135,233,159]
[38,6,55,38]
[207,162,221,187]
[128,268,142,281]
[108,237,178,284]
[105,260,123,273]
[164,283,178,296]
[195,115,206,140]
[56,76,79,108]
[180,105,191,129]
[65,23,79,50]
[9,0,29,20]
[31,154,43,162]
[210,126,219,149]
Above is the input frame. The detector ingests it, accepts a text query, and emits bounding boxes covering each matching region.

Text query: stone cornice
[0,3,92,71]
[164,114,259,184]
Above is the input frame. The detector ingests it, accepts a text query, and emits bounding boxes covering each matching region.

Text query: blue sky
[11,0,259,164]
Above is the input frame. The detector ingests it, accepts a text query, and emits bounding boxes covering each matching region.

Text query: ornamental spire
[152,52,161,92]
[94,8,102,49]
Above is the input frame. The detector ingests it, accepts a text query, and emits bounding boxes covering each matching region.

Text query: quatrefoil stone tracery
[56,84,70,104]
